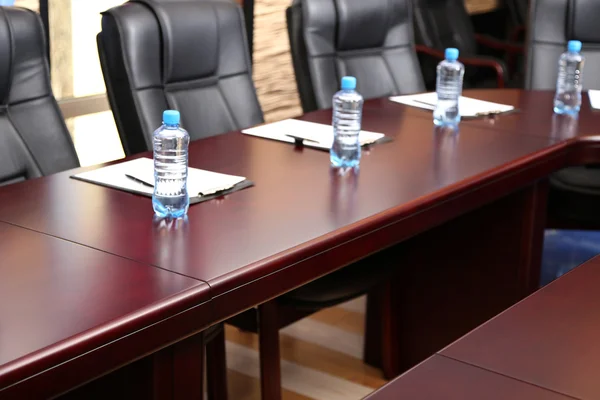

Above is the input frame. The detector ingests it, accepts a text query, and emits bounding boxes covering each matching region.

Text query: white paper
[241,119,385,151]
[588,90,600,110]
[390,92,514,117]
[72,158,246,198]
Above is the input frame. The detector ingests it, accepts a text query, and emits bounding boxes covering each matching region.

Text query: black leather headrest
[568,0,600,43]
[0,7,52,106]
[335,0,390,51]
[133,0,219,83]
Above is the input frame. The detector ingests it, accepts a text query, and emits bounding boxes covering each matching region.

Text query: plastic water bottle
[153,110,190,218]
[434,48,465,127]
[554,40,585,115]
[331,76,364,169]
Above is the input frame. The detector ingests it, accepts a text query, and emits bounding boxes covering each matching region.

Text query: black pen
[125,174,154,188]
[285,133,321,144]
[412,99,437,108]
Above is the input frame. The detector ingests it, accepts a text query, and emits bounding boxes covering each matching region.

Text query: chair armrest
[415,45,507,88]
[475,34,524,55]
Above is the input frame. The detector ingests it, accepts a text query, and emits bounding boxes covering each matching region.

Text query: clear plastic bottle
[554,40,585,115]
[152,110,190,218]
[331,76,364,169]
[434,48,465,127]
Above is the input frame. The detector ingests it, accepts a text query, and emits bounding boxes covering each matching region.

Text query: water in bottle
[153,110,190,218]
[331,76,364,169]
[554,40,585,115]
[434,48,465,127]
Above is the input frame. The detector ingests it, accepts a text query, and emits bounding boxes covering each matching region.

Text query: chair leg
[258,301,282,400]
[380,281,400,379]
[363,288,383,369]
[206,326,228,400]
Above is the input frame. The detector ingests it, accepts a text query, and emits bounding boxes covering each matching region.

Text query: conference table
[0,89,594,398]
[365,254,600,399]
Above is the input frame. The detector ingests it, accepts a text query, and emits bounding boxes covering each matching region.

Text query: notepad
[242,119,387,151]
[588,90,600,110]
[72,158,252,204]
[390,92,515,117]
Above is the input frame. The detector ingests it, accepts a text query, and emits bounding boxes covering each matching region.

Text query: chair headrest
[133,0,221,83]
[335,0,392,51]
[0,7,50,106]
[568,0,600,43]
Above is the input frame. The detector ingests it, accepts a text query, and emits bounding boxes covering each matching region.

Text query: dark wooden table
[0,89,597,398]
[363,355,573,400]
[368,254,600,400]
[442,255,600,399]
[0,221,212,399]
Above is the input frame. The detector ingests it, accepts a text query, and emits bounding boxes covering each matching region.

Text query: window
[14,0,126,165]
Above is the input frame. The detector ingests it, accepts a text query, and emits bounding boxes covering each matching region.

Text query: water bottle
[554,40,585,115]
[153,110,190,218]
[331,76,364,169]
[434,48,465,127]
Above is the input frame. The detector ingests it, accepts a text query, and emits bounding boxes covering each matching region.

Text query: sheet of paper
[242,119,385,150]
[72,158,246,198]
[589,90,600,110]
[389,92,515,117]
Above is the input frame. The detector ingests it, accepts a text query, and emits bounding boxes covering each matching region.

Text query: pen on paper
[125,174,154,188]
[285,134,321,144]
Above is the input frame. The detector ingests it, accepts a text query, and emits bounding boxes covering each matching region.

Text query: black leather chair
[100,2,398,399]
[526,0,600,227]
[0,7,79,186]
[412,0,524,90]
[286,0,425,113]
[506,0,529,41]
[98,0,264,156]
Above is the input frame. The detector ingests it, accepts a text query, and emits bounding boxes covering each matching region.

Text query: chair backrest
[98,0,264,155]
[412,0,478,55]
[0,7,78,186]
[525,0,600,90]
[506,0,529,27]
[412,0,481,89]
[287,0,425,113]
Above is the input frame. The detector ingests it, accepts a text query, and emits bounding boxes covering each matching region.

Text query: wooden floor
[224,296,388,400]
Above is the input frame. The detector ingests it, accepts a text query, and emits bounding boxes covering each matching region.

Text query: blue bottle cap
[341,76,357,90]
[163,110,180,125]
[568,40,582,53]
[445,48,459,61]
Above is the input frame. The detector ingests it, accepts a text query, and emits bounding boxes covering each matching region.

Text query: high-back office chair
[97,0,264,156]
[0,7,79,186]
[100,2,399,399]
[526,0,600,227]
[286,0,425,113]
[412,0,523,90]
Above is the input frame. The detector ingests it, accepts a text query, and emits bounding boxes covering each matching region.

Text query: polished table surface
[0,95,564,302]
[364,355,573,400]
[366,90,600,140]
[0,221,211,397]
[368,255,600,400]
[0,103,565,329]
[442,255,600,399]
[1,89,599,397]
